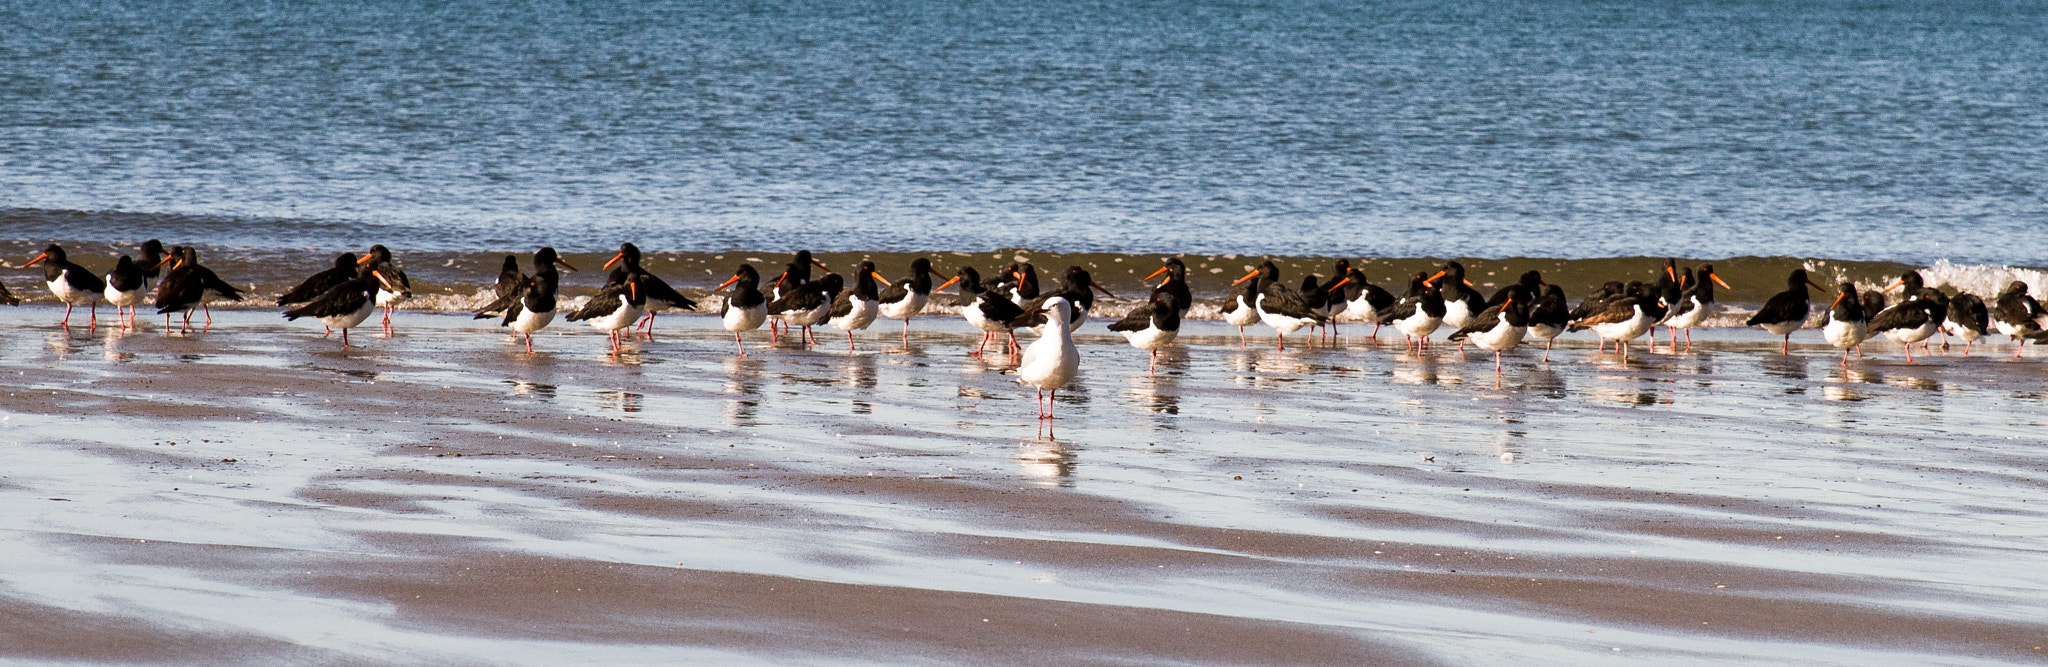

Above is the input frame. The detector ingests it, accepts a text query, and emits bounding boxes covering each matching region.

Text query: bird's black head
[536,247,575,272]
[24,244,66,267]
[2009,280,2031,295]
[815,273,844,294]
[336,252,361,270]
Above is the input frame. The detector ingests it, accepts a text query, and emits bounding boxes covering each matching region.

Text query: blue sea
[2,0,2045,263]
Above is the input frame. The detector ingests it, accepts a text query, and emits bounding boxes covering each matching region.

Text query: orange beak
[1142,266,1170,282]
[1231,269,1259,285]
[1091,282,1116,298]
[356,254,375,266]
[1425,270,1446,286]
[935,275,962,292]
[629,280,639,301]
[715,275,741,291]
[555,258,579,272]
[1464,278,1475,287]
[1807,278,1826,291]
[871,271,892,287]
[1829,292,1845,309]
[151,255,176,270]
[1666,265,1676,281]
[602,252,625,271]
[773,273,788,290]
[811,258,833,272]
[1882,279,1904,293]
[370,269,398,292]
[1711,274,1732,290]
[1328,277,1351,290]
[22,253,47,268]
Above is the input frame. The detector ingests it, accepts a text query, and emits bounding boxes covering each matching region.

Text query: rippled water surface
[3,0,2046,261]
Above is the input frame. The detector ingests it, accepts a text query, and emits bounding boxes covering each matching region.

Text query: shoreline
[2,308,2045,664]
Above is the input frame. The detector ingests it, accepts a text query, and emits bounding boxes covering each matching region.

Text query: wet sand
[2,308,2046,665]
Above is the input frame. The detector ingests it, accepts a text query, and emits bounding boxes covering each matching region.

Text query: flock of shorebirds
[10,242,2048,419]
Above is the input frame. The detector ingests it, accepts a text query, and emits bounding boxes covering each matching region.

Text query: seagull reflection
[846,353,877,414]
[1018,437,1077,486]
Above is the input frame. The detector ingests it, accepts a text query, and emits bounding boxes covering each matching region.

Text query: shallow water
[2,308,2044,663]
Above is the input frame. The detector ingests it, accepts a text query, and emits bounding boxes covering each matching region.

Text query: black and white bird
[1378,272,1446,352]
[1007,263,1041,307]
[1991,280,2045,357]
[1662,263,1730,351]
[1015,266,1116,335]
[566,266,647,353]
[1526,284,1571,362]
[1108,290,1182,373]
[358,245,411,336]
[485,254,523,306]
[1333,266,1397,339]
[1820,282,1870,365]
[766,250,831,339]
[1220,268,1264,345]
[1141,258,1193,319]
[1745,269,1824,355]
[1298,274,1336,342]
[474,247,577,353]
[1942,292,1990,356]
[1449,291,1530,374]
[1869,287,1947,363]
[154,247,244,333]
[603,243,698,338]
[1232,261,1325,351]
[1571,281,1665,359]
[828,261,888,353]
[936,266,1027,357]
[276,252,361,333]
[103,254,149,330]
[878,258,943,345]
[23,244,105,329]
[1432,261,1485,330]
[138,240,167,289]
[766,273,844,347]
[283,266,402,348]
[714,264,769,355]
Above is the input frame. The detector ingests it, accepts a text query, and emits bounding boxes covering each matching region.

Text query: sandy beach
[2,307,2044,664]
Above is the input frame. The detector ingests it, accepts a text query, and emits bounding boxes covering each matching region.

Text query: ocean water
[3,0,2046,263]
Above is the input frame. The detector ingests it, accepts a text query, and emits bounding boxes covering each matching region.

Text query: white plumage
[1018,297,1080,419]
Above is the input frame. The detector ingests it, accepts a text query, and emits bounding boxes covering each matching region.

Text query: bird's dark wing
[1258,285,1325,321]
[283,282,370,320]
[1449,305,1505,341]
[768,285,830,315]
[977,294,1026,325]
[279,268,352,306]
[1360,284,1396,310]
[1105,303,1155,332]
[1868,303,1930,333]
[475,279,529,319]
[1377,298,1419,325]
[1573,298,1641,330]
[1744,292,1806,327]
[566,287,623,321]
[640,274,697,311]
[195,267,244,301]
[877,279,911,304]
[827,291,855,319]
